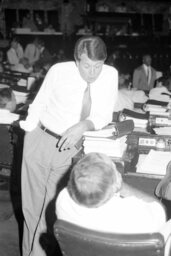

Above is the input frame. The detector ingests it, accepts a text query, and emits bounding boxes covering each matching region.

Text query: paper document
[136,149,171,176]
[84,127,115,138]
[154,127,171,135]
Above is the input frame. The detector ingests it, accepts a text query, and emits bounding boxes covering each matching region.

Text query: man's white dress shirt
[20,61,118,133]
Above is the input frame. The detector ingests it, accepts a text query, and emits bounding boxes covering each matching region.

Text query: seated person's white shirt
[149,87,171,102]
[0,109,19,124]
[130,89,148,103]
[114,90,134,112]
[56,188,166,234]
[114,89,148,112]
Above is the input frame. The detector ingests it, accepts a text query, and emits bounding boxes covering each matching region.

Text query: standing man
[20,36,118,256]
[132,54,157,91]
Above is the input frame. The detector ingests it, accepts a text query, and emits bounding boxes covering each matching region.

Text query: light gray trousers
[21,126,79,256]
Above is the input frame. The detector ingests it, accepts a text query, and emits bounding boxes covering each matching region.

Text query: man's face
[76,54,104,84]
[143,55,152,66]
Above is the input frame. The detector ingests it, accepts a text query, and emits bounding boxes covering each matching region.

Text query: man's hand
[57,120,94,151]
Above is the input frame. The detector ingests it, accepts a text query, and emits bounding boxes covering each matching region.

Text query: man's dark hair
[74,36,107,62]
[0,88,13,108]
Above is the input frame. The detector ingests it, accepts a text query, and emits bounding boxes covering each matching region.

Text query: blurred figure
[0,50,4,72]
[149,76,171,102]
[22,12,38,31]
[7,37,24,67]
[132,54,157,91]
[59,0,75,35]
[0,87,16,113]
[33,39,53,72]
[114,76,148,112]
[56,49,67,63]
[34,13,44,31]
[106,50,121,71]
[24,37,41,66]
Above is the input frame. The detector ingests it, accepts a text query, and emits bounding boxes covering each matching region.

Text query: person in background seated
[6,37,32,73]
[22,12,38,31]
[7,37,24,67]
[12,57,33,73]
[56,49,67,63]
[132,54,157,92]
[149,76,171,102]
[24,37,41,66]
[33,39,53,72]
[114,75,148,112]
[0,87,19,124]
[0,50,4,72]
[56,152,166,234]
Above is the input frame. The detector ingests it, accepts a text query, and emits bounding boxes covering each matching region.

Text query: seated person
[0,87,19,124]
[56,152,166,234]
[149,76,171,102]
[7,37,32,73]
[33,39,53,72]
[24,37,41,66]
[114,76,148,112]
[7,37,24,66]
[12,57,33,73]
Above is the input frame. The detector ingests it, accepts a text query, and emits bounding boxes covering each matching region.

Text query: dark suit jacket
[133,65,157,91]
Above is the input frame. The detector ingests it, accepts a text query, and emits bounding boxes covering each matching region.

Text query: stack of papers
[145,104,169,117]
[154,127,171,136]
[125,116,148,128]
[83,128,127,158]
[136,150,171,176]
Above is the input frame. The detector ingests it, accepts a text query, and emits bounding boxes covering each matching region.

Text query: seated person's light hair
[68,153,122,208]
[0,87,16,112]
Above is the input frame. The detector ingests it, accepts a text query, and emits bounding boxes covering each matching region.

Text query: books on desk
[122,109,148,129]
[136,150,171,176]
[83,128,127,158]
[144,104,169,117]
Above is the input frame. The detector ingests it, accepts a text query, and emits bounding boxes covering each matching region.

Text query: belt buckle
[41,124,47,132]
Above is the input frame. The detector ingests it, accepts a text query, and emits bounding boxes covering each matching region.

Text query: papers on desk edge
[136,150,171,176]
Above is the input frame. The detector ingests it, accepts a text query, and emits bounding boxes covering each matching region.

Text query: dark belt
[39,123,83,150]
[39,123,61,140]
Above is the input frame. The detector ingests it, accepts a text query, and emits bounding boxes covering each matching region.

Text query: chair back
[0,124,13,168]
[54,219,165,256]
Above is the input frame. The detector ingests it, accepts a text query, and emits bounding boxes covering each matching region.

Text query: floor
[0,185,20,256]
[0,178,63,256]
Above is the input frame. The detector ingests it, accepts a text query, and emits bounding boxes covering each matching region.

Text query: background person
[7,37,24,68]
[132,53,157,91]
[24,37,41,66]
[20,35,118,256]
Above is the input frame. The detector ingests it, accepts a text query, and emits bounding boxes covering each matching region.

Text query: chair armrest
[160,219,171,242]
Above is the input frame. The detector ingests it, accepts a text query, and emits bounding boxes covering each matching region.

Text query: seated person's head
[0,88,16,112]
[155,76,171,90]
[10,37,19,50]
[68,153,122,208]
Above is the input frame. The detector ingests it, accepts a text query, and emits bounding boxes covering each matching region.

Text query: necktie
[147,67,150,85]
[80,83,92,121]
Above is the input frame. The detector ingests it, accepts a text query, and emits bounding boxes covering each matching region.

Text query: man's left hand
[57,120,94,151]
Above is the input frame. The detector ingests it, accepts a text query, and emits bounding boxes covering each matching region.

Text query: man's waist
[39,122,83,149]
[39,123,62,140]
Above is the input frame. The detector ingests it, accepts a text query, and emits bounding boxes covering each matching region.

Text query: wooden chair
[54,219,171,256]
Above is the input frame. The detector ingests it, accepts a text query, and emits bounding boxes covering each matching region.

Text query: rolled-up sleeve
[20,65,57,131]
